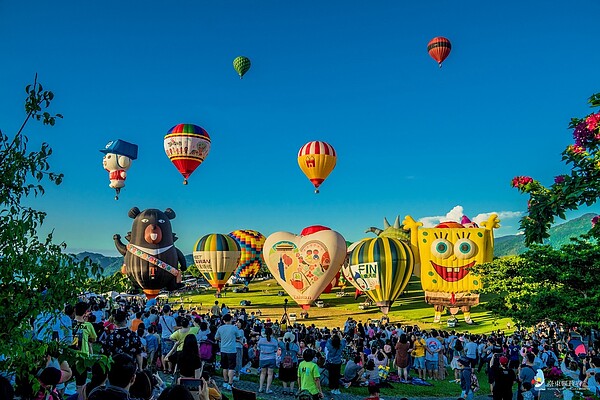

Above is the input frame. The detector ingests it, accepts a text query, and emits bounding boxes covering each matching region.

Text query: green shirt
[74,321,97,355]
[298,360,320,395]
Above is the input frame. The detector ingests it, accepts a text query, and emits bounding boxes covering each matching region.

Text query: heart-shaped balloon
[263,226,347,310]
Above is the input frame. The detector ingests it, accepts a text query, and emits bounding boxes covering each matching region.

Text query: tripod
[280,298,291,325]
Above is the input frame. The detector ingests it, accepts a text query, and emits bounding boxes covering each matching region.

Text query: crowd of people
[2,294,599,400]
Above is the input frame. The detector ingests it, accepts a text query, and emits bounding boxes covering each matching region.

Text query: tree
[479,93,600,327]
[473,236,600,328]
[513,93,600,245]
[0,75,107,388]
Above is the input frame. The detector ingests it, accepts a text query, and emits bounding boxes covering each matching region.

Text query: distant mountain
[493,213,597,257]
[74,252,196,276]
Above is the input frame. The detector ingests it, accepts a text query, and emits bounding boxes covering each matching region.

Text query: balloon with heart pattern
[263,225,347,310]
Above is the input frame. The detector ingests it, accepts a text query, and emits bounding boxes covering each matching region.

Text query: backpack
[71,322,85,351]
[470,371,480,393]
[199,341,214,361]
[546,351,557,367]
[281,351,294,369]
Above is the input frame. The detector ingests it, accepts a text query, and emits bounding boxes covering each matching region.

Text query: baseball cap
[499,356,509,366]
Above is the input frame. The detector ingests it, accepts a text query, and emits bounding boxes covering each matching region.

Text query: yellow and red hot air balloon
[164,123,211,185]
[427,37,452,68]
[297,141,337,194]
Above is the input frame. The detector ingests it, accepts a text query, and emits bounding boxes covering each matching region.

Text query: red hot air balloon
[427,37,452,68]
[164,124,211,185]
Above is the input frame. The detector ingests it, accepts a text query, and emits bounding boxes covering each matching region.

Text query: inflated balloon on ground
[193,233,241,292]
[228,229,266,285]
[263,225,346,309]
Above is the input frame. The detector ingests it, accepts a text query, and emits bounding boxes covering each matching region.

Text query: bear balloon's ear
[164,208,176,220]
[128,207,141,219]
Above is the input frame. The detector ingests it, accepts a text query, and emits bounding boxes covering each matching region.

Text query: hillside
[74,252,195,276]
[493,213,597,257]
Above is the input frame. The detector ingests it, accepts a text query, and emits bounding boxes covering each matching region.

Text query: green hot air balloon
[343,237,414,314]
[233,56,251,79]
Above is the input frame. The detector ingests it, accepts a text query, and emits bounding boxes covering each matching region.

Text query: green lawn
[171,276,513,334]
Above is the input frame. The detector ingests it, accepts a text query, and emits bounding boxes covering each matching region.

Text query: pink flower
[592,216,600,227]
[567,144,586,155]
[554,175,566,184]
[586,113,600,131]
[511,176,533,189]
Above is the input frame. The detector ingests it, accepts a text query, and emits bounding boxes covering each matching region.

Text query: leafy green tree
[474,236,600,328]
[0,75,107,387]
[86,271,137,295]
[513,94,600,245]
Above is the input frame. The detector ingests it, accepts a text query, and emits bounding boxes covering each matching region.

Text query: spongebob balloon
[403,213,500,324]
[100,139,138,200]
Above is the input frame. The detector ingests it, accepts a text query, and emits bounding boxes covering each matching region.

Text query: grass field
[170,276,513,335]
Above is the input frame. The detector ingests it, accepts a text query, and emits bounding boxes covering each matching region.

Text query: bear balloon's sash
[127,243,180,277]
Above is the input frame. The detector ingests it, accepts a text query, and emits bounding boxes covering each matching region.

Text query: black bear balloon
[114,207,187,298]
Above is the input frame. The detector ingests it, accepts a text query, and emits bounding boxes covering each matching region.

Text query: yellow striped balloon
[193,233,241,292]
[297,141,337,193]
[343,237,414,314]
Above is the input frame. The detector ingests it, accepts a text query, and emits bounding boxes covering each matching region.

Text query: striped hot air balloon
[164,123,211,185]
[297,141,337,193]
[228,229,266,285]
[427,37,452,68]
[343,237,414,314]
[193,234,241,292]
[233,56,251,79]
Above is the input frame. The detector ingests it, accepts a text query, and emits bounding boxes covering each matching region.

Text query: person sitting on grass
[342,355,365,388]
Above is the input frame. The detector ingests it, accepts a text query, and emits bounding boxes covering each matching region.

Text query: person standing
[394,333,412,382]
[425,329,442,380]
[211,301,221,318]
[412,332,427,379]
[72,301,98,397]
[88,354,139,400]
[159,305,178,374]
[491,356,517,400]
[100,310,143,369]
[465,335,479,368]
[325,331,346,394]
[458,357,475,400]
[258,327,278,394]
[215,313,242,391]
[279,331,300,395]
[298,349,323,400]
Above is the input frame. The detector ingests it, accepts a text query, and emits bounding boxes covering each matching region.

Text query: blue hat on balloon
[100,139,138,160]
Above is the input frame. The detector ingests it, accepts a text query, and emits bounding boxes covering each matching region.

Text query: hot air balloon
[263,225,347,310]
[228,229,266,285]
[427,37,452,68]
[343,237,414,314]
[233,56,251,79]
[297,141,337,193]
[100,139,138,200]
[113,207,187,299]
[164,123,211,185]
[193,234,241,292]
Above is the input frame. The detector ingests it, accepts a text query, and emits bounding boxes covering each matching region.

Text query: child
[298,349,323,400]
[364,382,381,400]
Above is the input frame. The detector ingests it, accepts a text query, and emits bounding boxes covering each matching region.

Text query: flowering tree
[512,93,600,245]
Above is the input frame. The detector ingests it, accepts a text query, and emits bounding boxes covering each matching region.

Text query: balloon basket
[183,179,188,185]
[314,189,319,194]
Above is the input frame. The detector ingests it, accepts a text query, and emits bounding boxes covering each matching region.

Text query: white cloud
[418,206,522,228]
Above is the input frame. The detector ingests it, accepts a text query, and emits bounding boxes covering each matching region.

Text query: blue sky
[1,1,600,256]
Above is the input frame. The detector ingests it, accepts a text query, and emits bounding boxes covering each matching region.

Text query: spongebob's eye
[431,238,453,259]
[141,218,149,223]
[454,239,477,259]
[158,219,165,223]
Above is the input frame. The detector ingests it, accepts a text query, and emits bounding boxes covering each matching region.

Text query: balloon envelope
[228,229,266,284]
[263,226,346,309]
[193,234,241,292]
[233,56,251,78]
[164,123,211,184]
[297,141,337,193]
[343,237,414,314]
[427,37,452,67]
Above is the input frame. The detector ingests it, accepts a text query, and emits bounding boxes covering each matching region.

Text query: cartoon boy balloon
[100,139,138,200]
[403,213,500,324]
